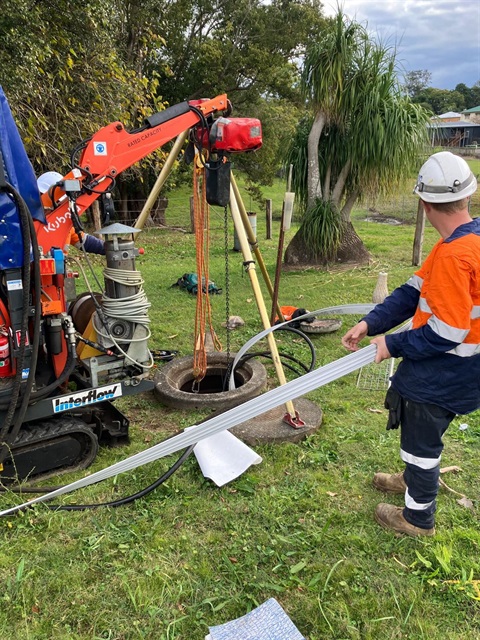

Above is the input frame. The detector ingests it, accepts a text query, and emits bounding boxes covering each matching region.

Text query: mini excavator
[0,87,262,483]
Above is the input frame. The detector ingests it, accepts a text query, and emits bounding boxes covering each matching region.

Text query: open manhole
[154,352,267,411]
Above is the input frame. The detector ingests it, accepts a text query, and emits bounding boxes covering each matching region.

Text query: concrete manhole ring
[154,352,267,411]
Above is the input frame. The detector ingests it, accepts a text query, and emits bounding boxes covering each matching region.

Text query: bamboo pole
[230,172,284,322]
[134,130,189,231]
[230,184,296,419]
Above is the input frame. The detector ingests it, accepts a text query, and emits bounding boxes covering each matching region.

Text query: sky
[322,1,480,90]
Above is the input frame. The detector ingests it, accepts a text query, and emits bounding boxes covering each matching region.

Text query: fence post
[91,200,102,239]
[412,199,425,266]
[265,199,272,240]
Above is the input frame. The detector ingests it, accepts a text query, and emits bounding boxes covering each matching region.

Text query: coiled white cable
[92,266,154,368]
[67,258,154,368]
[101,267,151,330]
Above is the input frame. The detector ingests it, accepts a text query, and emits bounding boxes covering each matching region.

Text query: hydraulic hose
[223,325,317,390]
[0,445,195,512]
[0,209,42,451]
[46,445,194,511]
[0,178,39,461]
[0,325,77,410]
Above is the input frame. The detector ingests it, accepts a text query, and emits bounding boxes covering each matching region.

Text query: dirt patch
[364,209,412,225]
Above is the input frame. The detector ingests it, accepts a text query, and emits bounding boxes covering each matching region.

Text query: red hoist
[0,92,262,482]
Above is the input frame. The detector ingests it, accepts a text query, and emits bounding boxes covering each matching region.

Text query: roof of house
[436,111,463,119]
[427,120,480,128]
[462,105,480,114]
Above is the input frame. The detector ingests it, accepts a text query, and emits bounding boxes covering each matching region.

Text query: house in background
[435,111,463,122]
[428,108,480,148]
[462,106,480,124]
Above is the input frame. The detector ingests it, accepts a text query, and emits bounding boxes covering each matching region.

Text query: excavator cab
[0,86,140,482]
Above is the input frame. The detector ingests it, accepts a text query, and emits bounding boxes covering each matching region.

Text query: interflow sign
[52,384,122,413]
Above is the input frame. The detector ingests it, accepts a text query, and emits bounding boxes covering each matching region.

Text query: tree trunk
[307,112,326,208]
[335,221,371,264]
[284,220,371,268]
[331,159,351,208]
[152,197,168,226]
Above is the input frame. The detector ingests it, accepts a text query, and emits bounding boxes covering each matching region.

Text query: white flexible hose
[0,347,376,515]
[0,304,408,516]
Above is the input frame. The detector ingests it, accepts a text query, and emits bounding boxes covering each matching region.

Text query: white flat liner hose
[0,303,386,516]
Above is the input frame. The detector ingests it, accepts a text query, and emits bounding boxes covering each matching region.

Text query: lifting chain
[223,204,234,390]
[223,204,231,363]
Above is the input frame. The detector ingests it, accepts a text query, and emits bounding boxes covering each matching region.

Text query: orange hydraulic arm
[34,94,229,254]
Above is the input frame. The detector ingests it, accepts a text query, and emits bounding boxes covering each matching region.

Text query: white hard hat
[37,171,64,194]
[413,152,477,203]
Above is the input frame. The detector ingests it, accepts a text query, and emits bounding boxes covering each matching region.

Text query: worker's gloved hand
[384,387,401,430]
[75,233,106,255]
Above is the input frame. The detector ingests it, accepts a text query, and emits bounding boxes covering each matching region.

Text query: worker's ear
[422,200,433,214]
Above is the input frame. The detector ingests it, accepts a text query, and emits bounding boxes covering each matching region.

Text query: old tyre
[154,352,267,411]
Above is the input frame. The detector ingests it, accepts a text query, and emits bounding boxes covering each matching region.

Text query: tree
[404,69,432,98]
[148,0,325,107]
[0,0,165,175]
[413,87,465,114]
[284,11,430,267]
[456,82,480,110]
[471,82,480,108]
[0,0,326,209]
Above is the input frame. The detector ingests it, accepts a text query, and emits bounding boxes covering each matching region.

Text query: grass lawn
[1,171,480,639]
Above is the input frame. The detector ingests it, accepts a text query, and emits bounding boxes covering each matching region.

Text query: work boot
[374,503,435,537]
[372,471,407,494]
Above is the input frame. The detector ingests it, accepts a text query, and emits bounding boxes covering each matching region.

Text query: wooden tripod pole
[134,130,189,231]
[230,184,297,419]
[230,173,285,323]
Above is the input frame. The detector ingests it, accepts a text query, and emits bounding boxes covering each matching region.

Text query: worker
[342,151,479,537]
[37,171,105,255]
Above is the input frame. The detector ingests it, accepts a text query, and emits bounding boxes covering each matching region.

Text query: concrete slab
[231,397,322,445]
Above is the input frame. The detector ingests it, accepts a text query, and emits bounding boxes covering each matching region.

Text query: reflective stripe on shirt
[418,297,432,313]
[447,342,480,356]
[427,315,470,342]
[419,298,480,321]
[407,274,423,291]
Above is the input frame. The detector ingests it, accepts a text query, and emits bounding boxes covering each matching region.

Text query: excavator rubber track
[0,416,99,484]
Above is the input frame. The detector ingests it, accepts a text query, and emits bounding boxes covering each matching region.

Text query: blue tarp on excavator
[0,85,45,269]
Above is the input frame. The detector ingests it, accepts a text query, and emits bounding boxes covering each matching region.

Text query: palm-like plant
[285,10,430,267]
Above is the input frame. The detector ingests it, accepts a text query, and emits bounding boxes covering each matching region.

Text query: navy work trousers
[385,388,455,529]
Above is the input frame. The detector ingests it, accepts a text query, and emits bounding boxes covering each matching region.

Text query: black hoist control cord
[0,446,195,511]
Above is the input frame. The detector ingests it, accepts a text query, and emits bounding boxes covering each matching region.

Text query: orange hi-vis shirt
[411,232,480,356]
[362,218,480,414]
